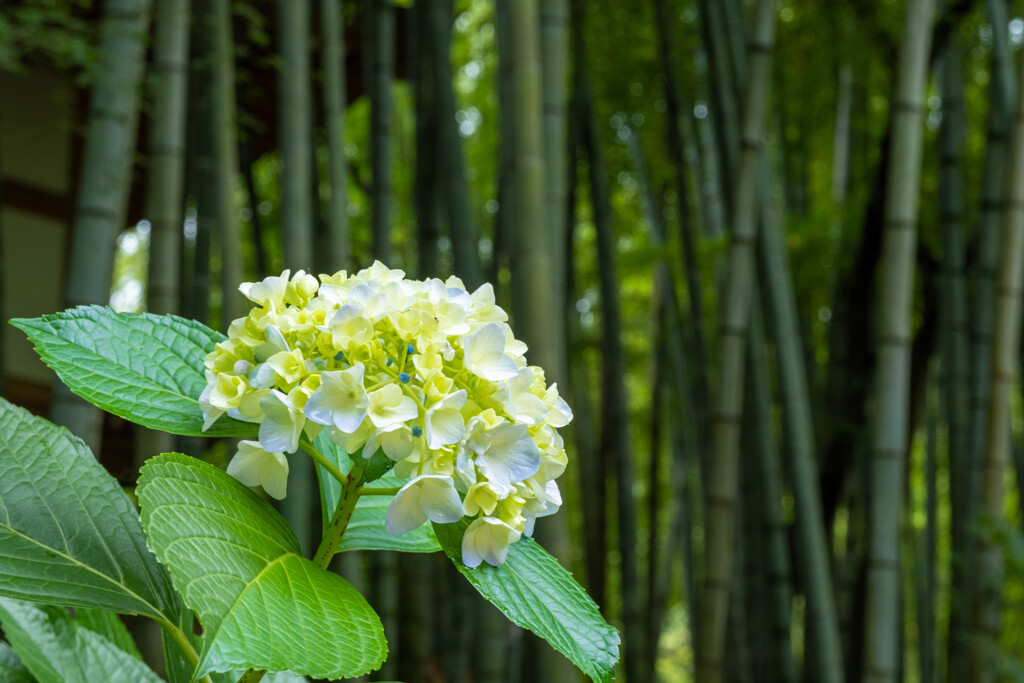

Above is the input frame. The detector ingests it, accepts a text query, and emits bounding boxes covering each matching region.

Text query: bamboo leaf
[10,306,255,438]
[0,598,162,683]
[0,398,178,620]
[433,519,620,682]
[137,453,387,679]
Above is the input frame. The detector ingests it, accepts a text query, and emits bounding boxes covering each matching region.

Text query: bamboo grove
[8,0,1024,681]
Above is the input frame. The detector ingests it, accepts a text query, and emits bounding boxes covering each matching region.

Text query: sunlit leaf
[137,453,387,679]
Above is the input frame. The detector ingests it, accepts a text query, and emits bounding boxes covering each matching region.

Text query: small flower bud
[399,372,411,384]
[412,425,423,437]
[407,343,415,355]
[233,360,251,375]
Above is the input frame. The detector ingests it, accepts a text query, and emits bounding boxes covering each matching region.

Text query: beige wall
[1,70,73,387]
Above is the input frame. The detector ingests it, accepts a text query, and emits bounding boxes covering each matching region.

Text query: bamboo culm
[970,37,1024,683]
[861,2,935,681]
[572,3,643,680]
[937,35,972,683]
[320,0,351,271]
[277,0,315,559]
[52,0,152,455]
[696,3,776,681]
[369,0,394,262]
[756,154,845,683]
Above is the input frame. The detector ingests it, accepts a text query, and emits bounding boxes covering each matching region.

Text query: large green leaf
[0,640,34,683]
[0,598,161,683]
[0,398,178,620]
[433,520,620,683]
[137,453,387,679]
[312,432,439,553]
[10,306,255,437]
[74,609,142,660]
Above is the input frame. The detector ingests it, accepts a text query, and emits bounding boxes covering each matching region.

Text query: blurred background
[3,0,1024,681]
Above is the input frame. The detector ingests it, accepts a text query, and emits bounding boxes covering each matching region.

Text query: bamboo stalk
[745,306,796,683]
[571,2,642,679]
[147,0,190,318]
[954,4,1013,680]
[138,0,190,503]
[430,0,480,287]
[210,0,242,324]
[696,0,739,195]
[278,0,315,558]
[369,0,394,262]
[861,2,935,681]
[52,0,152,454]
[652,0,712,493]
[970,37,1024,683]
[321,0,351,272]
[756,155,845,683]
[695,3,776,681]
[414,0,440,278]
[937,32,971,683]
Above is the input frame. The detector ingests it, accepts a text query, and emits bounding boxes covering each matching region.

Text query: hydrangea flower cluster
[199,262,572,567]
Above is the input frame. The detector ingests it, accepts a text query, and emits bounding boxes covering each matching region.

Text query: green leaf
[361,448,397,485]
[0,598,162,683]
[0,398,178,620]
[161,608,201,683]
[73,609,141,660]
[137,453,387,679]
[312,432,439,553]
[0,640,34,683]
[10,306,255,437]
[433,520,620,683]
[339,473,441,553]
[312,430,347,535]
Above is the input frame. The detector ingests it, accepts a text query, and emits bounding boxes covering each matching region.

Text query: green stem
[156,618,214,683]
[314,458,367,566]
[359,486,401,495]
[298,436,348,486]
[237,457,368,683]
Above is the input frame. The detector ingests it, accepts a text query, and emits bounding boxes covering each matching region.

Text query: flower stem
[358,485,401,496]
[313,458,367,567]
[156,618,214,683]
[299,437,348,486]
[236,459,367,683]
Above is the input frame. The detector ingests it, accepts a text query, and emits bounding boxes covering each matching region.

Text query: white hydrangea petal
[226,440,267,486]
[367,384,419,428]
[258,392,303,453]
[418,478,465,523]
[381,425,415,460]
[512,394,548,426]
[462,517,521,568]
[259,451,290,500]
[254,324,289,361]
[476,423,541,493]
[385,478,430,534]
[330,420,373,455]
[426,408,465,449]
[463,323,519,381]
[227,441,290,500]
[304,364,368,432]
[248,362,276,389]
